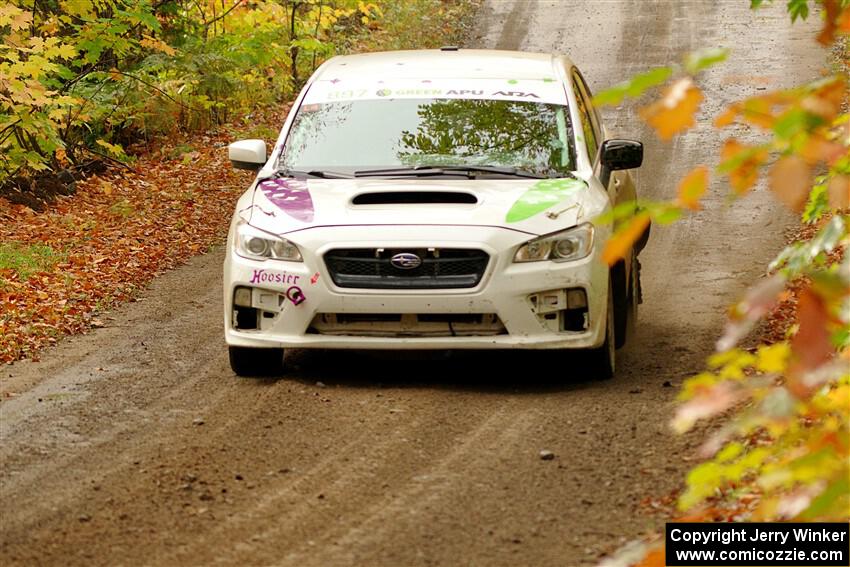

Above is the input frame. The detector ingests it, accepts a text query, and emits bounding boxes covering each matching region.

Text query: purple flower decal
[258,178,314,222]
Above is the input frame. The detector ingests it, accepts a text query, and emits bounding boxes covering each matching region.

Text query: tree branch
[83,146,132,169]
[105,70,207,114]
[204,0,241,30]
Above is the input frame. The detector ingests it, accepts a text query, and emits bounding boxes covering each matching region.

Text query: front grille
[308,313,507,337]
[324,248,489,289]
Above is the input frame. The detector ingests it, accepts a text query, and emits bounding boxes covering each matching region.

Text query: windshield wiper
[441,165,550,179]
[276,168,353,179]
[354,165,550,179]
[353,166,453,178]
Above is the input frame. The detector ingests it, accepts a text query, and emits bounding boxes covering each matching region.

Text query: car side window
[571,70,602,164]
[577,72,603,141]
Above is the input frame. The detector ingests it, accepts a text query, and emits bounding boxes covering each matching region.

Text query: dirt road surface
[0,2,823,566]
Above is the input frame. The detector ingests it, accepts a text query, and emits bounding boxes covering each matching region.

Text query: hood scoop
[352,191,478,205]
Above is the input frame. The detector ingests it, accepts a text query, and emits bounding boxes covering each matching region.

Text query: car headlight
[513,223,594,263]
[234,220,302,262]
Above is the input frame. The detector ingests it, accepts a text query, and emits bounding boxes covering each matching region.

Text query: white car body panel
[243,176,607,237]
[224,223,609,350]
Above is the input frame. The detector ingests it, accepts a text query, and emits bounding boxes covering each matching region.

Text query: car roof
[312,49,574,82]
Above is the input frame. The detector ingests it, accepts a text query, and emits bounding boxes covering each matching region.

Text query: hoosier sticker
[249,269,301,285]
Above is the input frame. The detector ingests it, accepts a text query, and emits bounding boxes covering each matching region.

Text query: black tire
[587,280,615,380]
[613,260,628,349]
[614,254,640,350]
[626,253,640,341]
[228,346,285,377]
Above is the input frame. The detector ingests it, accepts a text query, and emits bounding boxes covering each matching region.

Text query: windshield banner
[304,78,568,106]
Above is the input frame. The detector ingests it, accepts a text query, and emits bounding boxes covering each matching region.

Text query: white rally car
[224,48,646,379]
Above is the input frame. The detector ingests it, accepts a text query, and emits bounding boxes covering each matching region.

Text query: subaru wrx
[224,48,647,379]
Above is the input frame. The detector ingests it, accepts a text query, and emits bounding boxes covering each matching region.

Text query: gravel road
[0,2,823,565]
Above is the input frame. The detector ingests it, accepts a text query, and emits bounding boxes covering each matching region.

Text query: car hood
[245,176,606,237]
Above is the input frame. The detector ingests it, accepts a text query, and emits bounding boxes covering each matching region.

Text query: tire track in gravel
[168,404,533,566]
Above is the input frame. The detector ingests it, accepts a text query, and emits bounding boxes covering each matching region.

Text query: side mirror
[600,139,643,171]
[229,139,267,171]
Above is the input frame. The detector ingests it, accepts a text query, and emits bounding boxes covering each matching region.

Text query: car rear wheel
[587,280,615,380]
[229,346,285,377]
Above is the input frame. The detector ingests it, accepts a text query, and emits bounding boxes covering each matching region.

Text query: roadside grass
[0,243,66,281]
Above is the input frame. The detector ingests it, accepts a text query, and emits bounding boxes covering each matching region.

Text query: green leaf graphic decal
[505,178,586,223]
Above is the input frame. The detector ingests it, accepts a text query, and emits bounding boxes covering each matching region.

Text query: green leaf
[680,461,724,510]
[592,67,674,106]
[96,139,126,159]
[290,37,329,52]
[802,181,829,223]
[643,201,683,224]
[684,48,729,75]
[801,476,850,520]
[24,151,49,170]
[769,215,846,275]
[716,441,744,463]
[77,38,106,65]
[786,0,809,22]
[773,108,824,139]
[594,200,641,225]
[53,43,77,60]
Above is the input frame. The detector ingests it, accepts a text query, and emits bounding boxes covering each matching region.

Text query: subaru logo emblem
[390,252,422,270]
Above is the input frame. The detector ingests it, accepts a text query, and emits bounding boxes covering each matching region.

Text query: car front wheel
[626,253,640,341]
[587,280,615,380]
[229,346,285,377]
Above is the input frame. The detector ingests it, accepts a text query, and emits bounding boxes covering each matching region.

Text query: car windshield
[279,98,576,178]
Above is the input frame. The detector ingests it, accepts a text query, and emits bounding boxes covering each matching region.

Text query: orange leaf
[721,139,768,195]
[639,78,703,141]
[817,0,840,45]
[713,105,739,128]
[768,155,811,212]
[788,287,833,385]
[800,135,846,165]
[840,7,850,31]
[801,82,844,121]
[140,35,177,56]
[675,165,709,210]
[635,548,666,567]
[827,175,850,209]
[602,212,651,266]
[740,96,778,129]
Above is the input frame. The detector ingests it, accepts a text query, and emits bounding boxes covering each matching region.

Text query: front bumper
[223,225,609,350]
